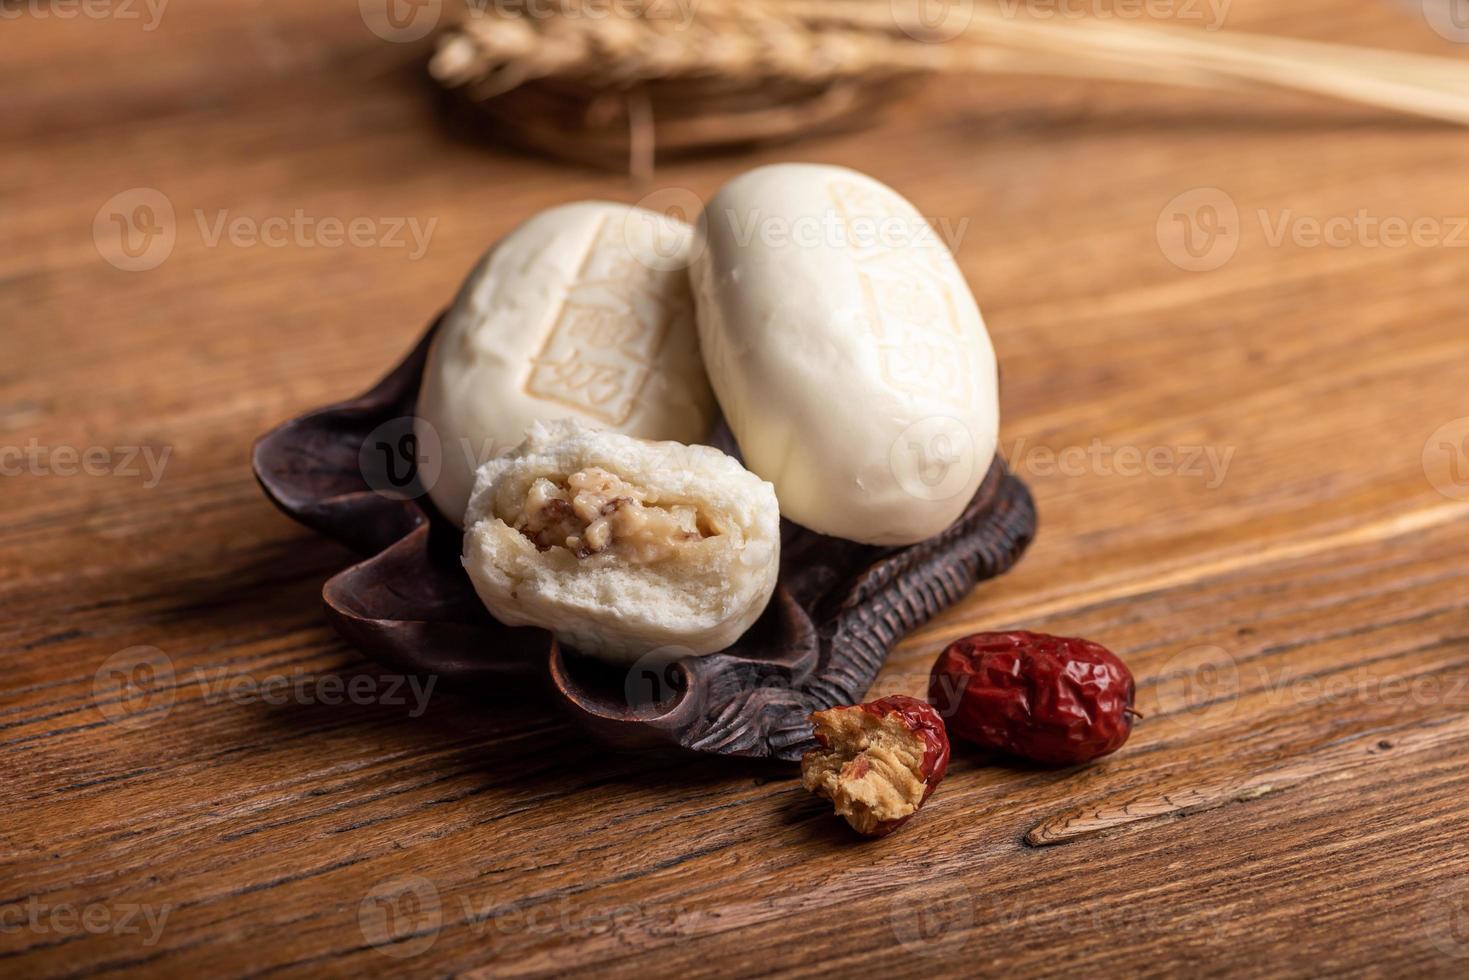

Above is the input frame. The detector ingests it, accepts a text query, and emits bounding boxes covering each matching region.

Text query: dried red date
[929,631,1135,764]
[801,695,950,837]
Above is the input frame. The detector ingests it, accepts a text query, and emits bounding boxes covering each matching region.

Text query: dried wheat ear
[428,0,1469,176]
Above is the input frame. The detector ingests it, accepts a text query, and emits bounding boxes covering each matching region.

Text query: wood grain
[4,0,1469,975]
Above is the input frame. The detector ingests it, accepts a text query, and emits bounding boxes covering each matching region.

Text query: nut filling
[510,467,714,563]
[802,709,930,836]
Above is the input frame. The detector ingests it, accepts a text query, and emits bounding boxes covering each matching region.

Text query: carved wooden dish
[252,318,1037,762]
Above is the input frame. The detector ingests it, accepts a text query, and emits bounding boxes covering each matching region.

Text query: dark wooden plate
[252,317,1037,761]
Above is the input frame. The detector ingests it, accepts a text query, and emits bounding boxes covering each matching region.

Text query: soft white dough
[416,201,716,526]
[462,420,781,663]
[691,164,1000,546]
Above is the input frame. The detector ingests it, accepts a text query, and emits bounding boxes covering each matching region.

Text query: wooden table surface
[6,1,1469,975]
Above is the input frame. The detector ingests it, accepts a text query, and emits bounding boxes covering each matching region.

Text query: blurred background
[7,0,1469,974]
[8,0,1468,596]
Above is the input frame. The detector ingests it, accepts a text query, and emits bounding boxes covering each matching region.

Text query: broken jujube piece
[929,630,1135,765]
[801,695,951,837]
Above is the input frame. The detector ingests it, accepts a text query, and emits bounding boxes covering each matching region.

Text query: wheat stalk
[429,0,1469,176]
